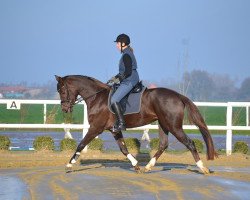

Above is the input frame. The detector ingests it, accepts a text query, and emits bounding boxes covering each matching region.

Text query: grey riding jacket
[110,47,139,104]
[115,47,139,86]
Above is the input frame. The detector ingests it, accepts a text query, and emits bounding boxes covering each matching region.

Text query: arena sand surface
[0,151,250,200]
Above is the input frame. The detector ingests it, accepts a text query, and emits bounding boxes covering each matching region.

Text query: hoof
[201,167,210,174]
[143,167,152,173]
[65,163,73,173]
[134,165,142,174]
[196,160,210,175]
[144,157,156,173]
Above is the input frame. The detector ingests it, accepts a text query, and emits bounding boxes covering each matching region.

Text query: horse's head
[55,75,76,113]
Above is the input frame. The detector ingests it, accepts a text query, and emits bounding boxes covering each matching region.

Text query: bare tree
[237,77,250,101]
[184,70,215,101]
[210,74,237,101]
[177,38,190,96]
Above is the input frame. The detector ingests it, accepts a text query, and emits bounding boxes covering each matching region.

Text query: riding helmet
[114,34,130,45]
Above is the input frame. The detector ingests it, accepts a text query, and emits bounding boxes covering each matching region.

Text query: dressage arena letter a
[7,101,21,110]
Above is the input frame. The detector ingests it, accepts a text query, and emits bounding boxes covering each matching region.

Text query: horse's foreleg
[145,126,168,172]
[112,131,141,173]
[66,128,101,170]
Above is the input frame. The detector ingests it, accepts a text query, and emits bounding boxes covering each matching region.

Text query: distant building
[0,86,27,99]
[0,85,56,99]
[4,92,25,98]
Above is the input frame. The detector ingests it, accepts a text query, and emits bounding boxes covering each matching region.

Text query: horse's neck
[75,77,108,101]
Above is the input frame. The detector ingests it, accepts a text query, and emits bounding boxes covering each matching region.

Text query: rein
[75,88,107,104]
[59,82,107,106]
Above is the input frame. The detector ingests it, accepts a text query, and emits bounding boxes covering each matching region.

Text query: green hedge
[33,136,54,151]
[60,138,77,151]
[193,139,204,153]
[88,138,103,151]
[233,141,248,154]
[0,135,11,150]
[124,138,140,152]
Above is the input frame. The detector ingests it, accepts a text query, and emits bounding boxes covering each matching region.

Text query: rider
[107,33,140,132]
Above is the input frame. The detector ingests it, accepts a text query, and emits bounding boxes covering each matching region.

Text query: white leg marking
[145,157,156,171]
[127,154,138,166]
[196,160,210,174]
[70,152,80,164]
[196,160,204,169]
[66,163,72,168]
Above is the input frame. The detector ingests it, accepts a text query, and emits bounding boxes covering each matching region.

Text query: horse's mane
[64,75,109,89]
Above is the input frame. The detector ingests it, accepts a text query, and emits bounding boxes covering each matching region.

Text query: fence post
[43,103,47,124]
[226,103,233,156]
[247,106,249,127]
[82,101,89,153]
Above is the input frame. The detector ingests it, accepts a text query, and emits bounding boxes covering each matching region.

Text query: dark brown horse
[55,75,217,174]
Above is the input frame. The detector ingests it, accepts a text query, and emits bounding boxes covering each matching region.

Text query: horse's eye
[58,85,65,94]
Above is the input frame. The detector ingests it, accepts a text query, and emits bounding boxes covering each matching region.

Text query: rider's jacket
[115,47,139,86]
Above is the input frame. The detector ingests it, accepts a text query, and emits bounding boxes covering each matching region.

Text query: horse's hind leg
[144,124,169,172]
[112,131,141,173]
[172,128,210,174]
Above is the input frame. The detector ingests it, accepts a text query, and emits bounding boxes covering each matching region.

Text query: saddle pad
[108,86,146,115]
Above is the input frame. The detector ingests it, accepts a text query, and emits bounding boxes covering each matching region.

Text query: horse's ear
[55,75,62,82]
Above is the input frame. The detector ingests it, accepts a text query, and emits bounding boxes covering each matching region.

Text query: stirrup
[112,123,126,132]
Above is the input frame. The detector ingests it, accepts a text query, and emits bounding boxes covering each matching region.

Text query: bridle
[74,88,107,104]
[57,83,75,110]
[58,81,107,108]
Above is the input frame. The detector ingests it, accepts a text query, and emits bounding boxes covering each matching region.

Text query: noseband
[58,83,75,109]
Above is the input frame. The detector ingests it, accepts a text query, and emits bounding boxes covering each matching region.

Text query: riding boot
[111,102,126,132]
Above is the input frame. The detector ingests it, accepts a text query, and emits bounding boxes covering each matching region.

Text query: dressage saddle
[110,81,145,114]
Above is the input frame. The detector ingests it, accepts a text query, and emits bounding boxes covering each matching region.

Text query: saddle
[108,81,146,115]
[131,81,144,93]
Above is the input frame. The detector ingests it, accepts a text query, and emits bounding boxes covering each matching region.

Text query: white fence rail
[0,99,90,139]
[0,99,250,155]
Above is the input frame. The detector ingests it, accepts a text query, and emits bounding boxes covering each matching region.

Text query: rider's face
[116,42,126,51]
[116,42,121,51]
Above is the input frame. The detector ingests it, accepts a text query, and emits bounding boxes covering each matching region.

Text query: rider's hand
[107,76,120,86]
[113,77,120,84]
[107,79,114,87]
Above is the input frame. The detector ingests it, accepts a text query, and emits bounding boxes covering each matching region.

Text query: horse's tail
[180,95,218,160]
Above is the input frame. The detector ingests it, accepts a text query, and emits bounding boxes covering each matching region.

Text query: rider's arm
[115,54,132,81]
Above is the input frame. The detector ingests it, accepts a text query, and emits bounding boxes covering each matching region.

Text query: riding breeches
[110,82,134,104]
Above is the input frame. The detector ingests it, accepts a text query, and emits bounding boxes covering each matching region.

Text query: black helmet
[114,34,130,45]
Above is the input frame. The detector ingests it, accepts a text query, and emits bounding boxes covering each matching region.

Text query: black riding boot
[111,102,126,132]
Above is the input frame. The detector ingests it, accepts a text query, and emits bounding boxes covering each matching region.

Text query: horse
[55,75,217,174]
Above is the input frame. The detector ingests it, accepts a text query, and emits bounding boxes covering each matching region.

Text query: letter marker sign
[7,101,21,110]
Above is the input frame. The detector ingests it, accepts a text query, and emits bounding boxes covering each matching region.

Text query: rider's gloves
[107,79,114,87]
[107,76,120,86]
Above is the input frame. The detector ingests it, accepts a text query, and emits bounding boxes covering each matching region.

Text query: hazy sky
[0,0,249,85]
